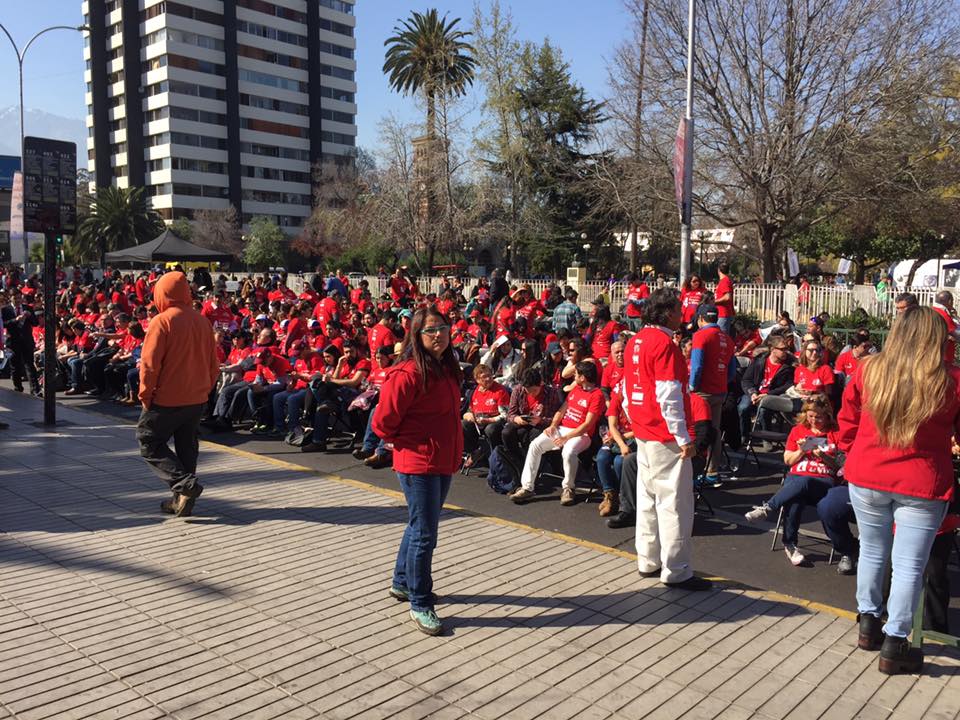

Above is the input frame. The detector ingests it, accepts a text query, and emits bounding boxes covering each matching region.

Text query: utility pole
[678,0,696,284]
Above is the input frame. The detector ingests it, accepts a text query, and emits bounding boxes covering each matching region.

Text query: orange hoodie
[139,272,220,409]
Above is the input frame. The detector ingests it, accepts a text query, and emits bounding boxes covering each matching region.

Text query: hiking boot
[878,635,923,675]
[173,483,203,517]
[160,494,180,514]
[598,491,619,517]
[409,608,443,636]
[838,555,857,576]
[606,512,636,529]
[744,503,771,522]
[509,487,535,504]
[560,488,576,506]
[858,613,884,651]
[783,543,806,566]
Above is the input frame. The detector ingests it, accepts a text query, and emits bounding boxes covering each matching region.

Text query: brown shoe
[599,491,619,517]
[173,484,203,517]
[160,494,180,514]
[560,488,576,506]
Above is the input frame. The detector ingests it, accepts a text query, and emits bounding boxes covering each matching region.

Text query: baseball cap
[255,313,268,322]
[308,318,320,328]
[546,341,562,355]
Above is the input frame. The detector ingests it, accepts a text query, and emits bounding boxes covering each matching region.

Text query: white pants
[519,426,592,492]
[635,439,695,583]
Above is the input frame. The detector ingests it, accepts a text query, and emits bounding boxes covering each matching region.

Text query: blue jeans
[767,474,833,545]
[596,443,631,492]
[816,485,858,556]
[272,388,307,432]
[393,473,452,612]
[717,317,733,336]
[361,402,386,456]
[849,484,947,638]
[68,356,85,389]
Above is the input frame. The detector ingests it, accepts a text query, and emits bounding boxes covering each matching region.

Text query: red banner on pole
[673,117,687,218]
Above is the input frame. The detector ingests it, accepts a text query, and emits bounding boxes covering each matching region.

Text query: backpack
[486,446,520,494]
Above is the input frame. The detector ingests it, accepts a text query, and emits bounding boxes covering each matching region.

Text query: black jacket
[1,304,37,348]
[741,351,794,397]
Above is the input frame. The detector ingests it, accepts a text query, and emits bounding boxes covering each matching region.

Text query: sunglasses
[420,325,450,336]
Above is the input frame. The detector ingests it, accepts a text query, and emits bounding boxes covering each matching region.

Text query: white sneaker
[744,504,771,522]
[783,543,806,566]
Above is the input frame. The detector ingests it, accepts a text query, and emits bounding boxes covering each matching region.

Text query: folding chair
[746,395,792,469]
[537,435,602,502]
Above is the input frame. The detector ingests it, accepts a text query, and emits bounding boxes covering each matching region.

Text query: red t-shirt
[292,355,324,390]
[601,361,625,392]
[607,384,633,434]
[714,276,734,318]
[735,329,763,356]
[691,325,734,394]
[794,364,835,392]
[369,364,390,389]
[759,358,783,395]
[470,382,510,418]
[680,289,703,323]
[202,304,235,330]
[337,356,371,380]
[624,327,692,443]
[625,283,650,318]
[592,320,622,360]
[687,390,712,444]
[786,425,840,480]
[495,307,516,338]
[560,385,606,436]
[227,347,251,365]
[247,356,291,384]
[368,323,397,365]
[834,350,859,377]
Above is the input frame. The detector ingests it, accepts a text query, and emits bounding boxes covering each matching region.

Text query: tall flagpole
[679,0,695,284]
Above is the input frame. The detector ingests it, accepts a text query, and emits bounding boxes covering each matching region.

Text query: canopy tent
[104,230,232,264]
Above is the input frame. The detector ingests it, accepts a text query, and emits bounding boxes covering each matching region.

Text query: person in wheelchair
[744,396,842,566]
[509,361,605,506]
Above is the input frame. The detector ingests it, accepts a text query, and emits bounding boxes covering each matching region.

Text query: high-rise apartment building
[82,0,357,230]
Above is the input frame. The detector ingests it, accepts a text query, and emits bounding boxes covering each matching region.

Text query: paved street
[1,390,959,719]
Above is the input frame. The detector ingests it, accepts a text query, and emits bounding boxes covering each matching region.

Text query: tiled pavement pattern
[0,393,958,720]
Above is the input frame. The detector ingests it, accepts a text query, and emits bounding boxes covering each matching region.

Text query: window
[170,132,228,150]
[142,56,167,73]
[173,183,229,199]
[144,107,169,123]
[237,20,307,48]
[319,18,353,37]
[143,1,222,25]
[319,0,353,15]
[146,133,170,147]
[239,69,308,93]
[171,106,228,125]
[168,54,225,76]
[238,45,306,70]
[237,0,306,23]
[241,213,304,227]
[108,118,127,132]
[320,86,354,103]
[167,28,224,51]
[168,80,226,101]
[145,81,169,97]
[321,131,355,146]
[321,64,354,81]
[172,158,227,174]
[239,142,310,161]
[243,166,310,183]
[318,42,353,60]
[239,93,308,116]
[110,141,127,154]
[321,109,354,125]
[146,157,171,172]
[242,189,311,205]
[107,68,125,84]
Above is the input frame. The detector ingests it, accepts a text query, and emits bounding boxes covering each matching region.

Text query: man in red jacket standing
[624,289,712,591]
[689,306,735,487]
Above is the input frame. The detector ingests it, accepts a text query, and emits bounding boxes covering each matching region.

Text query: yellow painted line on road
[205,438,856,622]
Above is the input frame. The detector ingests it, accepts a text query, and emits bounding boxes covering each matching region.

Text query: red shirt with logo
[292,355,324,390]
[607,383,632,434]
[624,326,692,443]
[560,385,606,436]
[601,361,624,392]
[680,289,703,323]
[625,283,650,318]
[835,350,860,377]
[470,382,510,418]
[794,364,835,392]
[786,425,841,480]
[759,358,783,395]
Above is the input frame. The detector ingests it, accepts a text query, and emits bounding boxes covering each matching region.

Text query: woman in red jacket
[838,306,959,675]
[372,307,463,636]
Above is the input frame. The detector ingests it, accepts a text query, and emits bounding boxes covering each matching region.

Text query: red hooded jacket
[371,359,463,475]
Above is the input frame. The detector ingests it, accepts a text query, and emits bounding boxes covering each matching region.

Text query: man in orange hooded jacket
[138,271,220,516]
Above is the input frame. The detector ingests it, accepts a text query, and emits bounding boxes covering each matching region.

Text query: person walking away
[714,263,735,335]
[931,290,960,366]
[623,288,712,591]
[837,306,958,674]
[138,272,220,517]
[372,308,463,636]
[689,305,734,488]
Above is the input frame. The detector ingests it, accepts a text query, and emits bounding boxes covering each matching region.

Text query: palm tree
[383,9,477,139]
[77,186,165,266]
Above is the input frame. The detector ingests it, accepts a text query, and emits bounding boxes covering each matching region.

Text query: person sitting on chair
[744,395,843,566]
[738,334,796,443]
[462,364,509,468]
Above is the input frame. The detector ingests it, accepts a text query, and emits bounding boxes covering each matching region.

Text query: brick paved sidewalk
[0,392,958,720]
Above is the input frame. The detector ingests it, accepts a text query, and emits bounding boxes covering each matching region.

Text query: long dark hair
[400,307,463,391]
[515,339,543,379]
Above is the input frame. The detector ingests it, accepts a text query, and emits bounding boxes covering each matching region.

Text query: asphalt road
[3,382,899,617]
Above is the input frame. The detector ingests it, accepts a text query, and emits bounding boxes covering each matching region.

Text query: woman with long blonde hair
[837,305,959,675]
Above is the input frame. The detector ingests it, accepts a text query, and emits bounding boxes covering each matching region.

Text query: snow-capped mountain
[0,108,87,167]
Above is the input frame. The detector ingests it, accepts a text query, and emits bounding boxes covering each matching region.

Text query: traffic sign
[22,137,76,235]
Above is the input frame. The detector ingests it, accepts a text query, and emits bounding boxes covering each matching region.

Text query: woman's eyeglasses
[420,325,450,336]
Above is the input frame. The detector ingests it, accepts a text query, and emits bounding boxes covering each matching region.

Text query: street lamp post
[0,22,88,259]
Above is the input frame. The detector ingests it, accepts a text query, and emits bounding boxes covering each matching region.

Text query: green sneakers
[388,586,409,601]
[409,608,443,636]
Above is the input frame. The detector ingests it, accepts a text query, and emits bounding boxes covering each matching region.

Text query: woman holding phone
[371,307,463,636]
[744,396,842,566]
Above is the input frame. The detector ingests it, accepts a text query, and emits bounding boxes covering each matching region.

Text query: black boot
[878,635,923,675]
[857,613,884,651]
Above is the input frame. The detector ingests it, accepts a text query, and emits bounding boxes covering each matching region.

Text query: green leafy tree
[243,217,285,270]
[77,186,164,266]
[169,217,193,241]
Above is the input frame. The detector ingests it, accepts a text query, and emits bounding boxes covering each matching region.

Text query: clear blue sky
[0,0,631,151]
